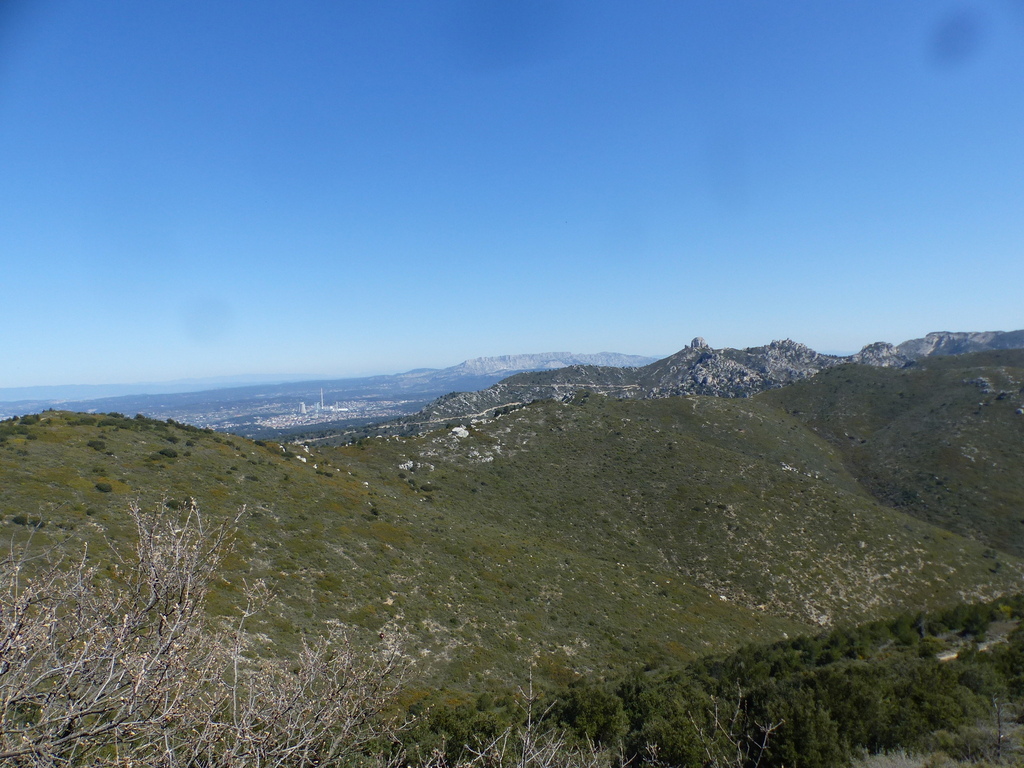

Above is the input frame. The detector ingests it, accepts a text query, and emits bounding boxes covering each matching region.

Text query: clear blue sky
[2,1,1022,388]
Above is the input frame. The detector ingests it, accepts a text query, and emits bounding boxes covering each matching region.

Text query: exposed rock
[897,330,1024,359]
[849,342,914,368]
[638,339,841,399]
[965,377,995,394]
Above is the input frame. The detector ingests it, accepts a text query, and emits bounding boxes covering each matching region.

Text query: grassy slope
[761,350,1024,557]
[1,394,1020,691]
[351,393,1018,626]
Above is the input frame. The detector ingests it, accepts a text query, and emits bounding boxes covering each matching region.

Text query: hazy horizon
[4,329,985,401]
[0,347,669,401]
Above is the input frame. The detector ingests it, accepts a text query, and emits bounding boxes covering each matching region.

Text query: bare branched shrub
[169,626,407,767]
[0,501,406,767]
[421,676,610,768]
[851,750,927,768]
[686,689,781,768]
[0,502,231,765]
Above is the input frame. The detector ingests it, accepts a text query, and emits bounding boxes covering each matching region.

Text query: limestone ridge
[896,330,1024,359]
[445,352,656,376]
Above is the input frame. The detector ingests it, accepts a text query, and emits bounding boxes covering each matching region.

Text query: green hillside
[2,390,1020,691]
[762,350,1024,557]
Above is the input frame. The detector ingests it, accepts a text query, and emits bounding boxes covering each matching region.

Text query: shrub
[0,502,408,766]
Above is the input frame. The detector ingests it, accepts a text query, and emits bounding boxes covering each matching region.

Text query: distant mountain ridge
[446,351,652,376]
[0,374,318,404]
[0,351,659,426]
[0,353,655,407]
[896,329,1024,358]
[314,330,1023,443]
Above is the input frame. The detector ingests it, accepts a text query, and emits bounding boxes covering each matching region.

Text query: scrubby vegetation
[2,387,1022,689]
[6,502,1024,766]
[3,402,1019,690]
[3,351,1024,764]
[763,350,1024,557]
[407,596,1024,768]
[1,503,406,767]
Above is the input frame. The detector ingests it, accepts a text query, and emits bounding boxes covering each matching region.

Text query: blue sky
[2,1,1022,388]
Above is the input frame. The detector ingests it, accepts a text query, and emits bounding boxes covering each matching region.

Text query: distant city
[158,395,426,436]
[0,351,661,439]
[0,386,430,437]
[250,389,410,432]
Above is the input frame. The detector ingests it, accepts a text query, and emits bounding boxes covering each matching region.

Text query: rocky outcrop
[848,342,914,368]
[638,339,842,398]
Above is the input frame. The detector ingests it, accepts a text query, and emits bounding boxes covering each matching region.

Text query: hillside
[3,390,1021,689]
[762,349,1024,558]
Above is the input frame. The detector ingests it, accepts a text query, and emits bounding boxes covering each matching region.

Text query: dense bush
[532,598,1024,767]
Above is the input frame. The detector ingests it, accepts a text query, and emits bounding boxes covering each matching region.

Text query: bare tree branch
[1,501,408,768]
